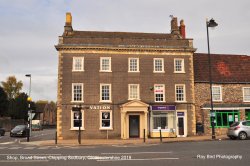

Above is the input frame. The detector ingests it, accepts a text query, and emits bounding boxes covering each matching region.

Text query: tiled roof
[194,53,250,83]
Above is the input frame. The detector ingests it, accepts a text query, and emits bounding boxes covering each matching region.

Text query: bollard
[143,129,146,143]
[55,131,57,144]
[159,129,162,143]
[27,128,30,142]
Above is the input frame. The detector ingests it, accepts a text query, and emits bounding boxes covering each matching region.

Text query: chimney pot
[179,19,186,39]
[171,17,179,35]
[66,12,72,26]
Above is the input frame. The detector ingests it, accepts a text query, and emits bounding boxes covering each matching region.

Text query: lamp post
[206,18,218,140]
[73,105,82,144]
[25,74,32,136]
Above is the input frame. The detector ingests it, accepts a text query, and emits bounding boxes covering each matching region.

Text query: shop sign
[177,112,184,116]
[150,105,176,111]
[89,105,111,110]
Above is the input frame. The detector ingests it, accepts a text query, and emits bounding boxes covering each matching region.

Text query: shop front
[149,105,177,138]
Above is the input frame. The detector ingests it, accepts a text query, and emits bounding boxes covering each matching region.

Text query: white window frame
[212,86,222,102]
[154,84,165,102]
[70,109,85,130]
[100,57,112,72]
[154,58,165,73]
[100,84,112,103]
[72,57,84,72]
[175,84,186,102]
[128,84,140,100]
[243,87,250,102]
[128,58,139,72]
[174,58,185,73]
[99,110,113,130]
[72,83,84,103]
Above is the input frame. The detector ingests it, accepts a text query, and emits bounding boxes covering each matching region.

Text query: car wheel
[239,132,247,140]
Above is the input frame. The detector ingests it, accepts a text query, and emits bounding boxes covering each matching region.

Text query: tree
[1,76,23,99]
[0,86,9,116]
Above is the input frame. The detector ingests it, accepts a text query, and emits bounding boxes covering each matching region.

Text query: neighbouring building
[194,53,250,135]
[35,101,57,126]
[55,13,196,140]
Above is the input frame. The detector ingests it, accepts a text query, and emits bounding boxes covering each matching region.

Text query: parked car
[227,120,250,140]
[0,128,5,136]
[10,125,29,137]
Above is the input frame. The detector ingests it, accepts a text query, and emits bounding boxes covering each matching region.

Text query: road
[0,134,249,166]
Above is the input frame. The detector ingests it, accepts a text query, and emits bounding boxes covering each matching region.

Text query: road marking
[98,157,179,161]
[0,142,14,145]
[8,147,22,149]
[0,154,61,156]
[37,146,50,149]
[0,147,7,149]
[23,147,36,149]
[0,160,49,162]
[102,152,172,155]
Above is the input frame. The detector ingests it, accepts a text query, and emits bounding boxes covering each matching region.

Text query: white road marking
[0,142,13,145]
[0,160,49,162]
[0,147,7,149]
[8,147,22,149]
[0,153,61,155]
[98,157,179,161]
[102,152,172,155]
[23,147,36,149]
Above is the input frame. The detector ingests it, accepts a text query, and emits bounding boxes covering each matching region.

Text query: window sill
[99,70,112,73]
[99,128,113,130]
[154,101,166,103]
[153,71,165,73]
[70,128,85,130]
[128,71,140,73]
[71,101,84,104]
[174,71,185,74]
[175,101,187,103]
[128,98,141,100]
[99,101,112,103]
[72,70,84,72]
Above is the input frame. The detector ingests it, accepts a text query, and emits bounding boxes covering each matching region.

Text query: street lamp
[206,18,218,140]
[25,74,32,136]
[73,105,82,144]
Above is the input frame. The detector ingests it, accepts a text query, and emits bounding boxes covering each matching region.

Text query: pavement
[21,135,229,146]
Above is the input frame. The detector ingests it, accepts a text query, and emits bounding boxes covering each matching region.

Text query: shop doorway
[246,109,250,120]
[129,115,140,138]
[178,117,184,136]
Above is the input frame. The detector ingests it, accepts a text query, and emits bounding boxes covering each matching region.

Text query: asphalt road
[0,139,249,166]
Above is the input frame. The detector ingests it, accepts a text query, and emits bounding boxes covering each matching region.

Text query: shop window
[100,84,112,102]
[151,111,175,131]
[71,110,84,130]
[72,57,84,71]
[100,110,112,130]
[210,110,239,128]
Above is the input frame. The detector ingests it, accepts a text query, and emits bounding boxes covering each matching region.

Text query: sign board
[210,112,216,117]
[150,105,176,111]
[177,112,184,116]
[228,115,233,122]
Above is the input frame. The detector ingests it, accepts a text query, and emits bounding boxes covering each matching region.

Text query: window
[100,84,111,102]
[100,110,112,130]
[154,84,165,102]
[174,59,185,73]
[211,110,239,128]
[71,110,84,130]
[73,57,84,71]
[151,111,176,131]
[154,58,164,72]
[128,84,140,100]
[100,57,111,72]
[175,84,186,102]
[72,83,83,102]
[243,87,250,102]
[128,58,139,72]
[212,86,222,101]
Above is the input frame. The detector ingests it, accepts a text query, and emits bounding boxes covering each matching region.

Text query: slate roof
[194,53,250,83]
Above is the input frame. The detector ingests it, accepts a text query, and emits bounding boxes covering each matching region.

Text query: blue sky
[0,0,250,101]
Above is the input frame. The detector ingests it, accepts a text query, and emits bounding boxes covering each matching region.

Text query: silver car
[227,120,250,140]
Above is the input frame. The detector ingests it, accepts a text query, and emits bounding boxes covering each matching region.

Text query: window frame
[128,58,139,72]
[100,57,112,72]
[72,57,84,72]
[154,84,165,102]
[212,86,222,102]
[71,83,84,103]
[243,87,250,102]
[174,58,185,73]
[210,110,239,128]
[175,84,186,102]
[70,109,85,130]
[153,58,165,73]
[99,110,113,130]
[128,84,140,100]
[100,84,112,103]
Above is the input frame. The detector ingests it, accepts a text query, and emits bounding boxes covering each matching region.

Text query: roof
[56,30,194,50]
[194,53,250,83]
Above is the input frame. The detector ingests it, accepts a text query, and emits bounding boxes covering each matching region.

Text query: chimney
[64,12,73,35]
[179,19,186,39]
[171,17,179,35]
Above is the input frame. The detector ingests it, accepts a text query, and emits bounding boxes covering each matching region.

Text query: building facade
[194,53,250,135]
[55,13,196,140]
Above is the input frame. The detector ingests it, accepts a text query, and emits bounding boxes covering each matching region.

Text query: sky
[0,0,250,102]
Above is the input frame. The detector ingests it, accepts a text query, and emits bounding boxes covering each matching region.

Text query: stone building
[55,13,196,140]
[194,53,250,135]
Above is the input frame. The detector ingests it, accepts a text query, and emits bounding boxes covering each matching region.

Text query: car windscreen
[14,125,26,130]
